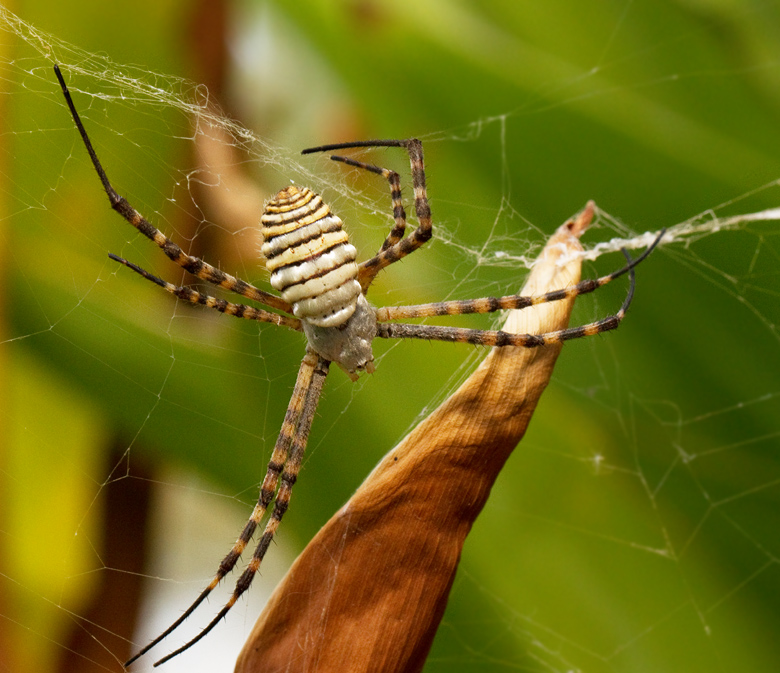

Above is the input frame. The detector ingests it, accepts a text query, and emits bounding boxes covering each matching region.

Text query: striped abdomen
[261,186,361,328]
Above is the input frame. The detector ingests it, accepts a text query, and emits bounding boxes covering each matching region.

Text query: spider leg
[109,253,302,331]
[376,249,637,347]
[125,353,326,667]
[329,155,408,260]
[302,139,431,290]
[376,229,664,321]
[151,355,330,667]
[54,65,292,315]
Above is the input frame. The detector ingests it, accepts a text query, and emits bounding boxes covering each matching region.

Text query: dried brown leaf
[236,205,594,673]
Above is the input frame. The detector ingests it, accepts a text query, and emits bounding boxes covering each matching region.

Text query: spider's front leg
[125,353,330,668]
[375,227,665,322]
[376,229,664,349]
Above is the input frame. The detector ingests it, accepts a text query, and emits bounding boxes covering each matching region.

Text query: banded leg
[377,250,637,347]
[327,155,408,257]
[54,65,292,315]
[302,139,432,290]
[152,355,331,667]
[109,254,302,331]
[125,352,325,668]
[375,231,664,322]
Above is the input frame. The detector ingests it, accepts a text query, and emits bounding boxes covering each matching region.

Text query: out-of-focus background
[2,1,779,672]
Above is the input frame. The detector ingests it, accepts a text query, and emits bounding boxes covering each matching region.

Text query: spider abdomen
[261,186,361,328]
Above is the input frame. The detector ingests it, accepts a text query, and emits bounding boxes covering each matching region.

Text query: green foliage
[3,1,780,671]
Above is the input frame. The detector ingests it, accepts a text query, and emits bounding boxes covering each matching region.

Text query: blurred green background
[1,1,779,672]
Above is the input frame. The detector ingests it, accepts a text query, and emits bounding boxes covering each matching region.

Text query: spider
[54,65,662,667]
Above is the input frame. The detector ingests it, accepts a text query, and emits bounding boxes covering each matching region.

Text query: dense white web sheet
[2,3,780,673]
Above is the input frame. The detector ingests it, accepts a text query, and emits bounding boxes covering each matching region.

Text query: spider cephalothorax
[54,64,661,666]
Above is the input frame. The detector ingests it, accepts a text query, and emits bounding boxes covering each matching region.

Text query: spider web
[2,2,780,673]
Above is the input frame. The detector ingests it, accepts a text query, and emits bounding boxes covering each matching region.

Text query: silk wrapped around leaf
[236,205,595,673]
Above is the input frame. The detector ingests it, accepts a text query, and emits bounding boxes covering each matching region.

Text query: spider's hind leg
[109,254,302,330]
[329,154,408,258]
[302,139,432,291]
[54,64,292,314]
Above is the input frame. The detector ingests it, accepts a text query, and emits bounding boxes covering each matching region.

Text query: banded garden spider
[54,65,662,667]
